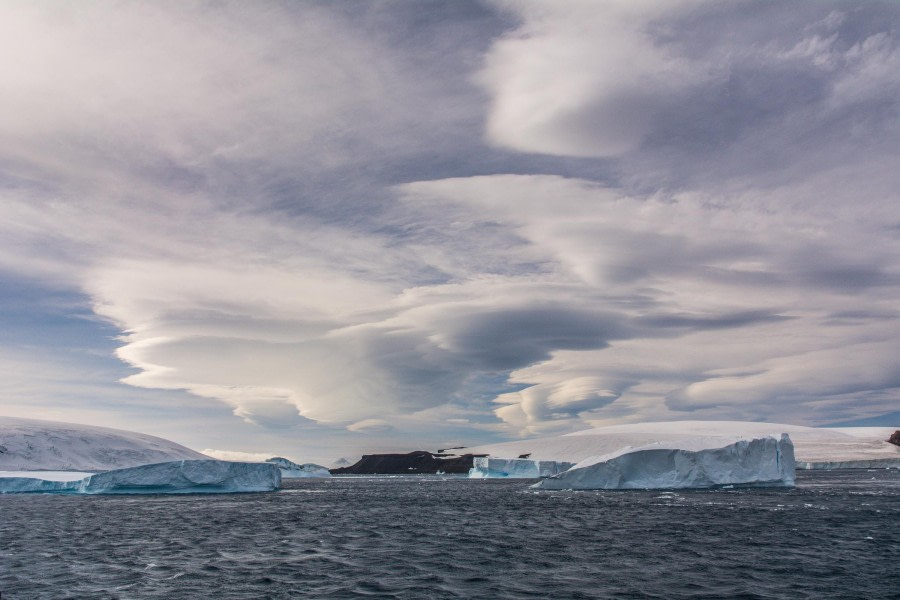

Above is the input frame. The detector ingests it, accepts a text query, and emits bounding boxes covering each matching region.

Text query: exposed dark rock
[518,453,531,459]
[330,451,486,475]
[888,430,900,447]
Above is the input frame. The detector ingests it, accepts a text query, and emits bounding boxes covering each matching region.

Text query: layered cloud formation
[1,1,898,450]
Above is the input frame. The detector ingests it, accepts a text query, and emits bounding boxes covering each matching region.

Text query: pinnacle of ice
[266,456,331,478]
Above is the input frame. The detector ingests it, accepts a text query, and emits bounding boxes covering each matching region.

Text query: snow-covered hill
[463,421,900,468]
[0,416,209,471]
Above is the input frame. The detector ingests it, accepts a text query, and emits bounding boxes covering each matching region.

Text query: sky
[1,0,899,464]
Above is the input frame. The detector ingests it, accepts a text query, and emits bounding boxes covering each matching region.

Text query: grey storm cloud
[443,307,629,371]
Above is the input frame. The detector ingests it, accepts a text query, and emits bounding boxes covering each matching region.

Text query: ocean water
[1,470,898,599]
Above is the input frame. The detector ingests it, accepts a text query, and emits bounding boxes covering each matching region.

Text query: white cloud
[480,0,707,156]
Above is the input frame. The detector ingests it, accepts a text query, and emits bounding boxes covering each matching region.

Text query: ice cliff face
[266,457,331,478]
[0,416,208,471]
[0,460,281,494]
[534,435,796,490]
[468,457,575,479]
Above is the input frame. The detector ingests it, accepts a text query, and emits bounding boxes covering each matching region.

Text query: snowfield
[0,416,209,471]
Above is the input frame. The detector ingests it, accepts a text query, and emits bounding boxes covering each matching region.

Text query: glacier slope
[0,416,208,471]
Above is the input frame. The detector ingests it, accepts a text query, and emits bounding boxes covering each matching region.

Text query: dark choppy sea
[1,470,898,599]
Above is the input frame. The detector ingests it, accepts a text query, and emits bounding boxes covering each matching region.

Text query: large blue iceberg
[0,460,281,494]
[534,435,796,490]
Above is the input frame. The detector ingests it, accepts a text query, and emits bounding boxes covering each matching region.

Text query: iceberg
[0,460,281,494]
[534,435,796,490]
[266,457,331,478]
[468,456,575,479]
[797,458,900,470]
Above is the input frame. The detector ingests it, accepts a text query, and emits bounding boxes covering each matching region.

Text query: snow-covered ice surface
[0,471,92,481]
[535,435,795,490]
[266,457,331,478]
[468,457,575,479]
[0,416,209,471]
[0,460,281,494]
[463,421,900,469]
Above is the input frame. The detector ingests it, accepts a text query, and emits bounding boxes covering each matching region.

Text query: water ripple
[1,470,898,598]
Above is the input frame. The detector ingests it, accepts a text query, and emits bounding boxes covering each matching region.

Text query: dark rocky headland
[888,430,900,447]
[330,451,484,475]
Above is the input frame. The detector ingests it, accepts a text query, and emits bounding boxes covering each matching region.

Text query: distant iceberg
[534,435,795,490]
[0,460,281,494]
[266,457,331,478]
[468,456,575,479]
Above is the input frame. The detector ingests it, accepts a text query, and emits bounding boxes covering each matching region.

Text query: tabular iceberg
[534,434,796,490]
[0,460,281,494]
[468,457,575,479]
[266,457,331,478]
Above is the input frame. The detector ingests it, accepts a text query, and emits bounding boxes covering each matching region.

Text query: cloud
[346,419,395,434]
[479,1,900,193]
[1,1,899,453]
[394,172,900,432]
[479,0,707,157]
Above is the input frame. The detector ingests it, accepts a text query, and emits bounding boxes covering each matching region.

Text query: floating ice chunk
[80,460,281,494]
[534,434,796,490]
[797,458,900,470]
[0,460,281,494]
[266,457,331,478]
[468,457,575,478]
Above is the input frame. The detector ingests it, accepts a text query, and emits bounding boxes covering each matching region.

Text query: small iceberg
[0,460,281,494]
[468,457,575,479]
[266,457,331,478]
[534,434,796,490]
